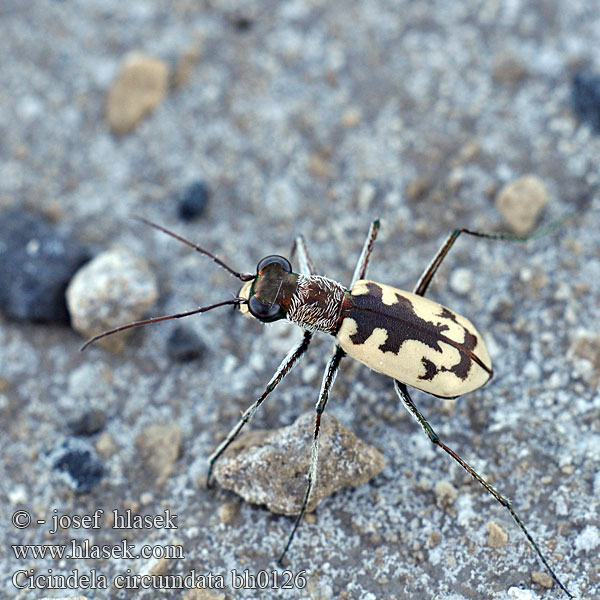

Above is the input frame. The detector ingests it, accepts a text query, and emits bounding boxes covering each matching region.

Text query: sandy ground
[1,1,599,599]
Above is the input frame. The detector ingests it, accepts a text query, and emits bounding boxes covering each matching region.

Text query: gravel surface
[1,1,599,599]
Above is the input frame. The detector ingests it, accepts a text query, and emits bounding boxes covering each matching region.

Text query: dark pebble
[68,410,106,436]
[571,70,600,132]
[52,439,104,494]
[166,326,205,362]
[232,15,253,31]
[178,180,210,221]
[0,209,89,323]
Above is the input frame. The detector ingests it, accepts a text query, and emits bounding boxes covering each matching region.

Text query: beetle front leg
[206,331,313,486]
[393,380,573,598]
[278,345,345,564]
[290,235,316,276]
[350,220,380,286]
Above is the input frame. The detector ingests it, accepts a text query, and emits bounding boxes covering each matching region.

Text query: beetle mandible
[82,216,572,598]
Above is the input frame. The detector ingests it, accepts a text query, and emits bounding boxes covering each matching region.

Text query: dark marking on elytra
[346,282,484,381]
[420,357,438,381]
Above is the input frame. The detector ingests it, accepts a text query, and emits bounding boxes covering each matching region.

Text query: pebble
[449,267,473,295]
[486,520,508,548]
[571,69,600,132]
[136,423,182,486]
[95,432,118,458]
[66,248,158,353]
[570,333,600,386]
[495,175,548,235]
[492,52,528,85]
[173,47,201,89]
[341,107,361,127]
[51,439,104,494]
[185,589,226,600]
[531,570,554,590]
[0,209,89,323]
[68,409,106,436]
[166,326,205,362]
[212,411,385,515]
[106,53,169,135]
[178,180,210,221]
[434,480,458,510]
[217,501,239,524]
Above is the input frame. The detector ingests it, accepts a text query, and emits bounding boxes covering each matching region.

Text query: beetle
[82,216,572,598]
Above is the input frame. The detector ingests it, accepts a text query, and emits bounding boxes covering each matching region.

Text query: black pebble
[571,70,600,132]
[0,209,89,323]
[178,180,210,221]
[52,440,104,494]
[68,410,106,436]
[166,326,205,362]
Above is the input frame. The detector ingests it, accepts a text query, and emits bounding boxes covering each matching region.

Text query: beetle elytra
[81,216,572,598]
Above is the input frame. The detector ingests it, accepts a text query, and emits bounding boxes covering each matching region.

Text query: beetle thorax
[286,274,346,334]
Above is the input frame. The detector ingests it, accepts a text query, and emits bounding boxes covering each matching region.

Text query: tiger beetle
[81,215,573,598]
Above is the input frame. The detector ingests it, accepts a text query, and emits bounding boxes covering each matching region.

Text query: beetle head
[238,255,297,323]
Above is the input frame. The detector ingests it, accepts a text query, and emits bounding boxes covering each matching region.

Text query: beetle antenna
[133,216,255,282]
[80,298,247,351]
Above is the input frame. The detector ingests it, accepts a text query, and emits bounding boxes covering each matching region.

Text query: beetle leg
[350,220,380,286]
[278,345,345,564]
[393,380,573,598]
[413,217,570,297]
[206,331,313,486]
[290,235,316,276]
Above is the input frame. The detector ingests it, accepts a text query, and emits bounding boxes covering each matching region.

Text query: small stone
[428,530,442,547]
[139,491,154,505]
[307,153,334,178]
[341,107,361,127]
[66,248,158,353]
[0,209,89,323]
[145,556,171,576]
[405,176,432,202]
[449,267,473,295]
[487,520,508,548]
[178,180,210,221]
[507,588,537,600]
[0,375,11,393]
[69,409,106,436]
[492,52,528,85]
[185,589,226,600]
[217,501,239,524]
[212,412,385,515]
[571,70,600,132]
[173,47,201,88]
[569,332,600,387]
[8,485,28,504]
[531,570,554,589]
[106,53,169,135]
[136,423,182,486]
[495,175,548,235]
[434,481,458,510]
[95,432,118,457]
[166,326,205,362]
[51,439,104,494]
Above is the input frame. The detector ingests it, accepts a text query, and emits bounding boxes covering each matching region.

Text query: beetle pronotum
[82,216,572,597]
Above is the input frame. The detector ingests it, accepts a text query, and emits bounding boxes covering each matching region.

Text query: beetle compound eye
[248,295,282,322]
[256,255,292,274]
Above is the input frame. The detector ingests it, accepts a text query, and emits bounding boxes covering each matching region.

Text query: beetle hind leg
[278,345,345,564]
[206,331,313,486]
[393,380,573,598]
[413,217,570,297]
